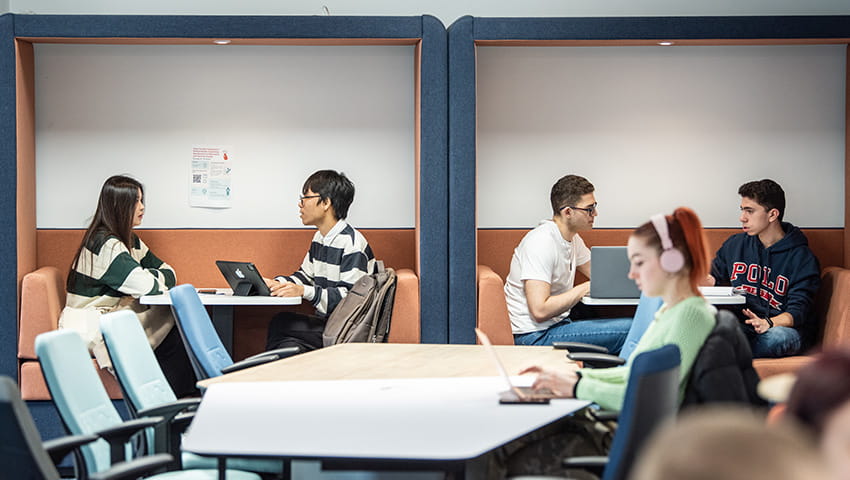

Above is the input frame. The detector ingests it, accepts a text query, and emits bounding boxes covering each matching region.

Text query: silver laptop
[589,246,641,299]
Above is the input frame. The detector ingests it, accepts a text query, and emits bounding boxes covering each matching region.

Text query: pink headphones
[650,213,685,273]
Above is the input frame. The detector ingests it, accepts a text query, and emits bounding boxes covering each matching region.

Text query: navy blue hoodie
[711,222,821,339]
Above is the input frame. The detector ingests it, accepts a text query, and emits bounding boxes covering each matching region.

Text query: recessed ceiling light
[658,41,674,46]
[213,39,232,45]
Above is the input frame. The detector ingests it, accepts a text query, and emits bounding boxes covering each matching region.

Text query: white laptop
[589,246,641,299]
[475,328,563,404]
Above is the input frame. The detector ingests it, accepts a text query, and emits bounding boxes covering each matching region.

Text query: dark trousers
[266,312,325,353]
[154,326,198,398]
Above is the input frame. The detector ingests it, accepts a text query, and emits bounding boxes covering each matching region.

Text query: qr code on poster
[193,174,207,184]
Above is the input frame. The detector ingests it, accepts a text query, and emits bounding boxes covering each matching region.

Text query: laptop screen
[215,261,271,296]
[589,246,641,299]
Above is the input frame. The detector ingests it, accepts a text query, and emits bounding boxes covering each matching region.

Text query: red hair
[633,207,710,296]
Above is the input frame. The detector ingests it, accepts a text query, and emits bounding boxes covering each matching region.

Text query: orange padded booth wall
[36,228,417,359]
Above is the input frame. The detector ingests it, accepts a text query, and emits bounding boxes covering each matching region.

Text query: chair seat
[145,469,261,479]
[182,452,285,475]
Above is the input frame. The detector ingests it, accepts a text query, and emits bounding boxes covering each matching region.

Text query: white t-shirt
[504,220,591,334]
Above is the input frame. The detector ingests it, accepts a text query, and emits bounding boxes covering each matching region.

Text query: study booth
[1,13,448,441]
[447,15,850,346]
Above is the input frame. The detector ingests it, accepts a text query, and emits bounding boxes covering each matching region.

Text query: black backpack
[322,261,397,346]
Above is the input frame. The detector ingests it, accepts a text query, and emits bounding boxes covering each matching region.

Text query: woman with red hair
[522,207,716,411]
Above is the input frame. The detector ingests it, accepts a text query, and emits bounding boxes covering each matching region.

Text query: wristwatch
[764,316,774,329]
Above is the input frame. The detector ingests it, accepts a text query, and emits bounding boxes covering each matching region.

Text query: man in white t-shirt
[504,174,631,351]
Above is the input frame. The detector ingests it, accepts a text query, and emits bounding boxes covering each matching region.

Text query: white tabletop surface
[583,286,745,306]
[183,376,589,462]
[140,289,301,306]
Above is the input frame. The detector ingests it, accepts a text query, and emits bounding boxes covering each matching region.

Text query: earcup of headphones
[659,248,685,273]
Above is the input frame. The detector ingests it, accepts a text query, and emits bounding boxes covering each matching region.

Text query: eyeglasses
[299,194,321,203]
[561,203,598,215]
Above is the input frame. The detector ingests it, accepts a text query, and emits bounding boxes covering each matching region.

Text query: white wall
[8,0,850,26]
[35,44,415,228]
[18,3,850,230]
[477,45,847,229]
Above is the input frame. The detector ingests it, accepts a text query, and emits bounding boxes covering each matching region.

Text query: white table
[141,289,300,354]
[583,286,745,306]
[183,377,590,477]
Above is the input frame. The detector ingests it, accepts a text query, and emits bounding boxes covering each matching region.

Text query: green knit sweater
[575,296,716,411]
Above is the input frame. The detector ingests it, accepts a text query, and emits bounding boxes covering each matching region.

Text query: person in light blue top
[522,207,716,411]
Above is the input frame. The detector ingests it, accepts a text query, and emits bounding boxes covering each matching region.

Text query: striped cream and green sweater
[64,230,177,349]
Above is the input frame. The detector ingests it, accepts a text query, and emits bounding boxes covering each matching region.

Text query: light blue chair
[168,284,298,380]
[565,294,663,367]
[618,294,664,361]
[100,309,286,477]
[34,329,261,480]
[0,374,176,480]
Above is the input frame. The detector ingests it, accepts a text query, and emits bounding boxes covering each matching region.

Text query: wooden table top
[198,342,576,387]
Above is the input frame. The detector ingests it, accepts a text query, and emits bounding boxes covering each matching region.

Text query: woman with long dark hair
[60,175,196,397]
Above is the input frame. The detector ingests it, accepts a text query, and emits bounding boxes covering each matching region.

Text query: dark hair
[302,170,355,220]
[738,179,785,222]
[68,175,143,290]
[786,348,850,438]
[632,207,710,295]
[550,175,594,216]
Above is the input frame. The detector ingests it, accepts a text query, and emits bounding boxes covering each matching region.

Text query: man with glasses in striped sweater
[264,170,376,353]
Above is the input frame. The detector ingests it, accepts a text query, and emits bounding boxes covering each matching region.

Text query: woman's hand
[519,365,579,398]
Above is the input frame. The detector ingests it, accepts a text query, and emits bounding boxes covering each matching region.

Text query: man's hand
[742,308,770,334]
[576,281,591,298]
[269,280,304,298]
[525,280,589,323]
[519,365,579,398]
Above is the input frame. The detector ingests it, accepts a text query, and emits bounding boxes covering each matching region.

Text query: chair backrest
[817,266,850,348]
[35,329,122,473]
[387,268,420,343]
[169,284,233,380]
[0,375,60,480]
[681,310,765,408]
[619,294,664,361]
[19,266,66,360]
[604,344,680,480]
[476,265,514,345]
[100,310,178,417]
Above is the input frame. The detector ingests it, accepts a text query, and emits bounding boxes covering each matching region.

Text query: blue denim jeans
[743,324,803,358]
[513,317,632,355]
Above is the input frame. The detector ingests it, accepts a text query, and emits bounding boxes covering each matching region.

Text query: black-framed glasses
[299,194,321,203]
[561,203,598,215]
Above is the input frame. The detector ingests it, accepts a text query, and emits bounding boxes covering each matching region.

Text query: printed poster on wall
[190,145,232,208]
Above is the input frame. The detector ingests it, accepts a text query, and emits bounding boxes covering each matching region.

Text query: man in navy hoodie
[709,179,820,358]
